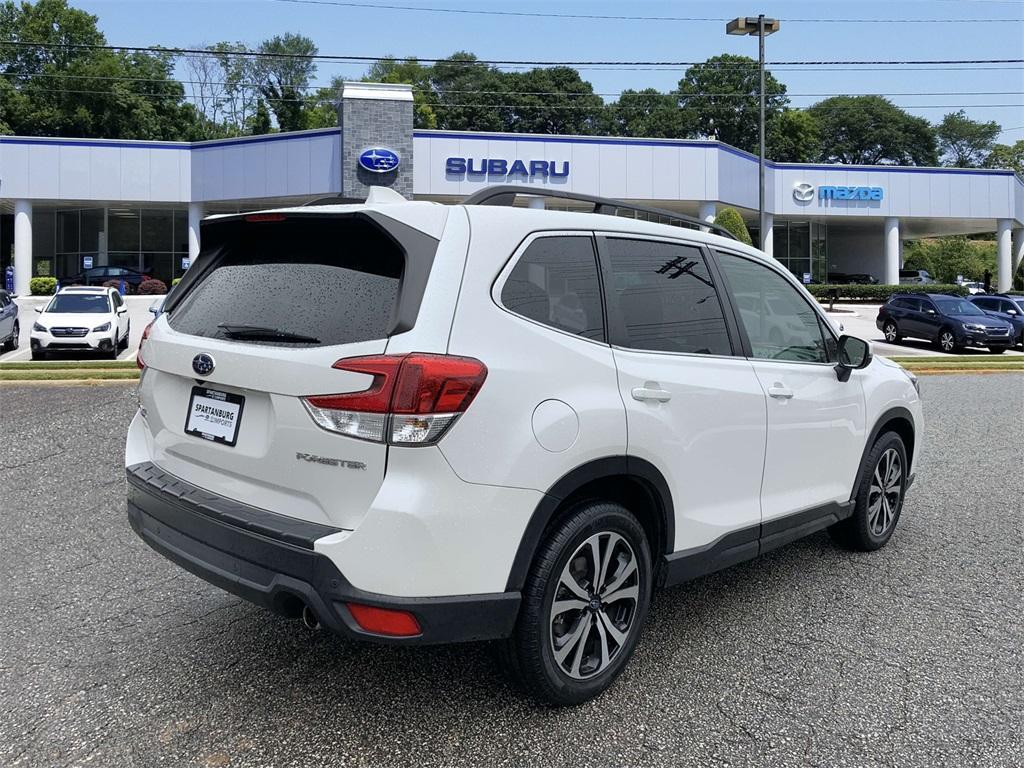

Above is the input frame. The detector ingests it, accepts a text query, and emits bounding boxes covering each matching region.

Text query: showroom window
[500,235,606,342]
[603,238,732,356]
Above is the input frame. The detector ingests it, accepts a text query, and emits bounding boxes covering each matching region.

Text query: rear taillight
[136,320,155,370]
[302,353,487,445]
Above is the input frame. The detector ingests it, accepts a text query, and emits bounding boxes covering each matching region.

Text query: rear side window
[604,238,732,355]
[500,235,605,342]
[168,216,404,346]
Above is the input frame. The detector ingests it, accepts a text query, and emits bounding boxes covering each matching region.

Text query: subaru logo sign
[192,354,215,377]
[793,182,814,202]
[358,147,400,173]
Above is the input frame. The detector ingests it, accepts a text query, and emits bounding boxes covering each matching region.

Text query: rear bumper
[126,461,521,645]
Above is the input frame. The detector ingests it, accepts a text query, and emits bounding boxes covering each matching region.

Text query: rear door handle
[767,385,794,400]
[632,385,672,403]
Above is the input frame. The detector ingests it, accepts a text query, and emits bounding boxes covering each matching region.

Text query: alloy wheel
[940,331,955,352]
[549,531,639,680]
[883,322,898,343]
[867,447,902,536]
[11,323,18,350]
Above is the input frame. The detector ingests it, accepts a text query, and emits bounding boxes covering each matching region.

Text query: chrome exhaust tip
[301,604,321,631]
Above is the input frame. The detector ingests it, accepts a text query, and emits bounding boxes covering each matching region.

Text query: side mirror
[1008,309,1019,316]
[116,306,127,314]
[926,309,936,315]
[34,306,43,313]
[835,335,872,382]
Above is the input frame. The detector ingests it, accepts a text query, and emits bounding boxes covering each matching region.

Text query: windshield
[45,294,111,314]
[934,297,984,316]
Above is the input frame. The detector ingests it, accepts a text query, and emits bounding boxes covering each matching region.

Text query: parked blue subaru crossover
[876,293,1014,353]
[968,294,1024,348]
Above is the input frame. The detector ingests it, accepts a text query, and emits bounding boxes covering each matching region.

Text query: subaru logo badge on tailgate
[192,354,215,377]
[358,147,400,173]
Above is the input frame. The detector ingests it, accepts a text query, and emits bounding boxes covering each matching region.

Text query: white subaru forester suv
[126,186,923,705]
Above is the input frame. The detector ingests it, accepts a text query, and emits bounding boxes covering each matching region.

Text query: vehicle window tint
[46,293,112,314]
[604,238,731,355]
[500,236,604,341]
[168,216,405,347]
[904,298,922,311]
[715,251,830,363]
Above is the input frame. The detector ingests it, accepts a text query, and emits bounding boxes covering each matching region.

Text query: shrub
[903,236,996,283]
[29,277,57,295]
[807,283,969,302]
[101,279,127,293]
[136,278,168,295]
[713,207,753,246]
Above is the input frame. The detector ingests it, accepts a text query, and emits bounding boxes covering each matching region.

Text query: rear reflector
[346,603,421,637]
[303,353,487,445]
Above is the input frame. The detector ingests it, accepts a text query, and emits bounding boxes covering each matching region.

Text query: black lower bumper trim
[127,463,521,645]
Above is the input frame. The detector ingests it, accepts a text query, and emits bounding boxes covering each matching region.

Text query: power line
[268,0,1024,23]
[1,40,1021,68]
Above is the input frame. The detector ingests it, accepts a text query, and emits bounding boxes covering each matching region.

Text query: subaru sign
[358,147,400,173]
[446,157,570,179]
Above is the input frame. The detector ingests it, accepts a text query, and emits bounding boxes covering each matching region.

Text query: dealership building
[2,81,1022,297]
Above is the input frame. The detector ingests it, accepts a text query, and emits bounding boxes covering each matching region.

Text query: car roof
[58,286,110,294]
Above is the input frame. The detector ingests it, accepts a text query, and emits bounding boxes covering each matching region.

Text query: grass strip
[0,360,137,370]
[887,355,1023,364]
[0,369,140,381]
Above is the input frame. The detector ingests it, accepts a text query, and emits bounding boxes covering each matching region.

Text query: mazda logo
[793,182,815,202]
[192,354,215,377]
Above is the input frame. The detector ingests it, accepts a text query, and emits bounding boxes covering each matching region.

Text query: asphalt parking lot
[1,375,1022,767]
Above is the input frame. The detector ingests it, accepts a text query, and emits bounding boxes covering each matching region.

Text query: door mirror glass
[835,335,871,381]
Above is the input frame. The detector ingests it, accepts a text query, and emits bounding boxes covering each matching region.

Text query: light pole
[727,15,780,251]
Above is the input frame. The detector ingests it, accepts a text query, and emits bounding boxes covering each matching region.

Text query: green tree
[936,110,1000,167]
[677,54,788,153]
[248,99,272,134]
[255,32,317,132]
[610,88,687,138]
[365,58,437,128]
[430,52,509,132]
[984,140,1024,176]
[808,96,938,166]
[714,207,753,246]
[903,237,996,283]
[0,0,203,140]
[503,67,605,135]
[768,109,821,163]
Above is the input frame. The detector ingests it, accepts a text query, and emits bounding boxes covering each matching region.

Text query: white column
[526,197,545,210]
[761,213,774,259]
[1012,228,1024,278]
[884,217,900,286]
[187,203,205,262]
[698,201,716,225]
[996,219,1012,292]
[13,200,32,297]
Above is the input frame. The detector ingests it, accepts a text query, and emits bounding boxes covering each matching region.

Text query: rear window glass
[168,216,404,346]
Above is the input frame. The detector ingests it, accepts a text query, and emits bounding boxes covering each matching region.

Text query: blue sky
[74,0,1024,141]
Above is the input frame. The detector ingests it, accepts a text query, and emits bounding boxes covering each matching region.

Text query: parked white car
[31,286,130,360]
[126,187,923,705]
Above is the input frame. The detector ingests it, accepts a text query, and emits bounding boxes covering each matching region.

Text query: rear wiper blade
[217,323,320,344]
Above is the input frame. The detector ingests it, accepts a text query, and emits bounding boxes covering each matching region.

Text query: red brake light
[136,320,154,370]
[302,354,487,444]
[346,603,421,637]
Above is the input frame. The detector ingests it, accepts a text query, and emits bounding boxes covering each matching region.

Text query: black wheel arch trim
[503,456,674,593]
[851,406,916,499]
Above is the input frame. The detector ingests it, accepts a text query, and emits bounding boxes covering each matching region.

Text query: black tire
[2,322,18,352]
[881,320,901,344]
[988,346,1006,354]
[935,327,960,353]
[31,348,46,361]
[829,431,908,552]
[499,501,653,706]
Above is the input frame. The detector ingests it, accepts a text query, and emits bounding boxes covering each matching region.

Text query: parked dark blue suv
[876,293,1015,353]
[968,294,1024,348]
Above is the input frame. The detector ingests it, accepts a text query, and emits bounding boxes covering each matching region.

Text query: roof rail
[462,185,738,241]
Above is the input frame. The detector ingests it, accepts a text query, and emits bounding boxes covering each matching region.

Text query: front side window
[603,238,732,355]
[500,236,605,342]
[716,251,831,363]
[934,297,983,316]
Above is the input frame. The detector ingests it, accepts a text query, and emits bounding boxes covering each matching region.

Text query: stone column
[339,82,414,200]
[884,217,900,286]
[13,200,32,296]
